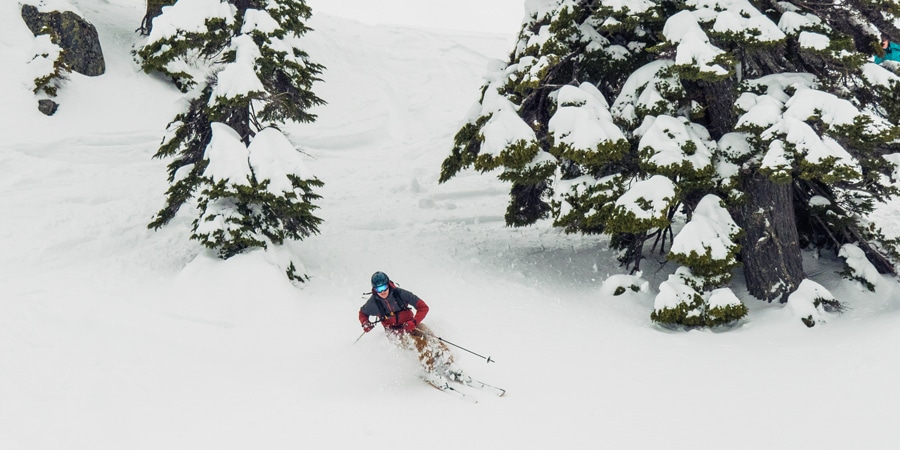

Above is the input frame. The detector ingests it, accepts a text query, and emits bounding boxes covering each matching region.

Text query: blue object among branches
[875,40,900,64]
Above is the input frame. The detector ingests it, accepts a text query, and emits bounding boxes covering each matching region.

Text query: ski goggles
[374,284,389,293]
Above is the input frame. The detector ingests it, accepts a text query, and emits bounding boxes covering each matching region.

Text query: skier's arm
[358,309,371,325]
[412,299,428,324]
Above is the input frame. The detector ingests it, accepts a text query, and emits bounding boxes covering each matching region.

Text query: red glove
[402,320,417,332]
[362,321,375,333]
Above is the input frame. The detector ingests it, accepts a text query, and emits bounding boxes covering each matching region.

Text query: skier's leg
[410,324,466,381]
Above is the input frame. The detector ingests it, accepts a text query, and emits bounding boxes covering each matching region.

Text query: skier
[358,271,460,385]
[359,271,428,333]
[876,34,900,64]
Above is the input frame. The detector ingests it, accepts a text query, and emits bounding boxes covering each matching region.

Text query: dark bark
[793,179,898,275]
[693,78,738,140]
[139,0,176,35]
[783,0,900,53]
[223,106,253,145]
[735,171,805,302]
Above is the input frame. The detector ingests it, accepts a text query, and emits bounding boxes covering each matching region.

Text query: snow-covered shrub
[28,33,66,98]
[651,268,706,327]
[640,194,748,327]
[668,194,741,291]
[705,288,748,327]
[787,279,844,327]
[651,267,747,327]
[838,243,879,291]
[601,272,649,296]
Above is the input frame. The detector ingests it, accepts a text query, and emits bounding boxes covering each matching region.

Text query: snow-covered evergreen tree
[652,194,747,326]
[668,194,739,287]
[136,0,324,278]
[441,0,900,322]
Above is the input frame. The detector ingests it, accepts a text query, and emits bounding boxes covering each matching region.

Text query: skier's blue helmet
[371,271,390,288]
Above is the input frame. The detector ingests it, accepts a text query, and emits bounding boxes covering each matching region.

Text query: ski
[444,369,506,397]
[454,376,506,397]
[423,377,479,403]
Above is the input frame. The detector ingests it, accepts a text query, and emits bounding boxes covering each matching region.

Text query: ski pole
[438,337,495,363]
[420,330,495,363]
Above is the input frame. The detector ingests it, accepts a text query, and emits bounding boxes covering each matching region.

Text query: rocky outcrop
[38,99,59,116]
[21,4,105,76]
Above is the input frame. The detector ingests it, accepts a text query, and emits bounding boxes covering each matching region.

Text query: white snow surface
[209,34,265,102]
[670,194,737,260]
[203,122,253,186]
[550,83,625,149]
[3,1,900,449]
[839,243,881,289]
[146,0,236,43]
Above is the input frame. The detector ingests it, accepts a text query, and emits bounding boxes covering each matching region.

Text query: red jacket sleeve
[412,299,428,324]
[359,309,370,325]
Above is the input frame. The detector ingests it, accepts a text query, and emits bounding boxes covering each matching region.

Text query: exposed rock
[21,4,105,76]
[38,99,59,116]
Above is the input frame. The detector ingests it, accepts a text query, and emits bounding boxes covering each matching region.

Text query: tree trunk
[140,0,175,35]
[694,78,737,140]
[735,171,805,302]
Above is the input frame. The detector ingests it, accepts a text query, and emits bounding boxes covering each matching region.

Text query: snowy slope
[2,1,900,449]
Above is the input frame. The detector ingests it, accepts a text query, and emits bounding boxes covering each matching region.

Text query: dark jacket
[358,285,429,330]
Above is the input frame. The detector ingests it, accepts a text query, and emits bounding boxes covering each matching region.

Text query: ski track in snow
[2,1,900,449]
